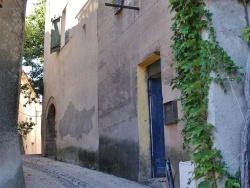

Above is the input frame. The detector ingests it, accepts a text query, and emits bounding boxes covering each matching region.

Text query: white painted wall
[206,0,248,178]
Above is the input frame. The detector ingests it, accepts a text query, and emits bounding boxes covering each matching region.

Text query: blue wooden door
[149,77,166,177]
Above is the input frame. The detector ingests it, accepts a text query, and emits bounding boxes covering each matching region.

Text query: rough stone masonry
[0,0,26,187]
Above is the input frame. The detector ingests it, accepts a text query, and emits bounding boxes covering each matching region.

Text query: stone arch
[45,98,57,158]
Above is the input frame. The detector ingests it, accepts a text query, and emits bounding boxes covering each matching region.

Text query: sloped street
[22,155,150,188]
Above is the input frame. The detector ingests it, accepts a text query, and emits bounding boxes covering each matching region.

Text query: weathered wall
[0,0,26,187]
[97,0,188,184]
[42,0,99,168]
[206,0,248,179]
[42,0,250,186]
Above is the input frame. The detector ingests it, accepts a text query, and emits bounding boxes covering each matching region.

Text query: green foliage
[242,26,250,41]
[198,181,214,188]
[23,0,45,98]
[21,83,37,107]
[18,118,36,140]
[225,178,241,188]
[225,171,241,188]
[169,0,242,187]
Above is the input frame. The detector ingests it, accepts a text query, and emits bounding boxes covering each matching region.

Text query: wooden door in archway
[45,104,56,158]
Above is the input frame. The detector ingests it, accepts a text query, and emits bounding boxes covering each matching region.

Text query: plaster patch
[59,102,95,140]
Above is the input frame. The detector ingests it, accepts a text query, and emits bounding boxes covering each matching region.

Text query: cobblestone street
[22,155,151,188]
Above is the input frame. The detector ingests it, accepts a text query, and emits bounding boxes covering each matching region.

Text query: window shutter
[50,17,61,53]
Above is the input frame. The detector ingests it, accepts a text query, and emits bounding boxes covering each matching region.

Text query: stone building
[42,0,248,187]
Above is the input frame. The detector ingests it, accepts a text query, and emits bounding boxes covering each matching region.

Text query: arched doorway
[45,104,56,158]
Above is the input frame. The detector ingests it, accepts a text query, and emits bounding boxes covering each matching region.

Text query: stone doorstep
[143,177,167,188]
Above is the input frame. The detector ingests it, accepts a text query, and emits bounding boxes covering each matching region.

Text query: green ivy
[225,177,241,188]
[242,26,250,41]
[169,1,242,187]
[18,118,36,140]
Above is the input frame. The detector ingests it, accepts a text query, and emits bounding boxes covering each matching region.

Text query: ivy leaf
[180,25,189,34]
[198,180,213,188]
[225,178,241,188]
[200,20,207,27]
[187,39,197,47]
[191,125,203,137]
[242,26,250,41]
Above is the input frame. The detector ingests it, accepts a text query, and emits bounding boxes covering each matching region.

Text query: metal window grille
[114,0,124,14]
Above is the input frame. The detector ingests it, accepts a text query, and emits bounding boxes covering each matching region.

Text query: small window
[50,17,61,53]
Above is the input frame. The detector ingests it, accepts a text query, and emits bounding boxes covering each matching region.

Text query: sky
[26,0,37,16]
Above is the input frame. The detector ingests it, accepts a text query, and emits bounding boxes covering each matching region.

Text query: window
[50,4,71,53]
[50,17,61,53]
[61,7,70,46]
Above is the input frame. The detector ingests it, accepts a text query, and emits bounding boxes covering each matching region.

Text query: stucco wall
[206,0,248,179]
[0,0,26,187]
[42,0,250,186]
[97,0,188,184]
[42,0,99,168]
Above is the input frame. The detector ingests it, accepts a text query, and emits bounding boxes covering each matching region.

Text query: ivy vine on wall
[18,118,36,140]
[169,0,243,187]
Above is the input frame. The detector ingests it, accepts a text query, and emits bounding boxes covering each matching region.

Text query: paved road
[22,155,150,188]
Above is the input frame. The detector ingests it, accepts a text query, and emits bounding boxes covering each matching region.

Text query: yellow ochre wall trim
[137,53,160,180]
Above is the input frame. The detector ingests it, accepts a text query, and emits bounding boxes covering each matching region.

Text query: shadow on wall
[99,136,139,181]
[57,146,98,169]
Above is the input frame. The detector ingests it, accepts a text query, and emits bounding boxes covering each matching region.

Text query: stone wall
[207,0,248,179]
[0,0,26,187]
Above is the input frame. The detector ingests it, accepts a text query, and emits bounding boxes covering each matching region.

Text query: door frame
[137,53,166,180]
